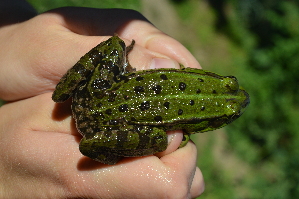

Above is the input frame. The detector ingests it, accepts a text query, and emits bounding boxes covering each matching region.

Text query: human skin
[0,2,204,198]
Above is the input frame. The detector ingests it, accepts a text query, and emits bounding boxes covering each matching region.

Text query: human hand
[0,7,200,101]
[0,6,204,198]
[0,93,204,198]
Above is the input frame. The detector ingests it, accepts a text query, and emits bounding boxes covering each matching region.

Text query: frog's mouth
[239,89,250,113]
[224,88,250,122]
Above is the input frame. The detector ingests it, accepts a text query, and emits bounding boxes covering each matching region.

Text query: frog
[52,35,250,165]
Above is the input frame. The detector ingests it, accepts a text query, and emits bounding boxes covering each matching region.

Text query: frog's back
[75,68,249,133]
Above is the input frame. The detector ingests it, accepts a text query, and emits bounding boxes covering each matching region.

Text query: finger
[1,8,200,101]
[120,19,201,69]
[190,167,205,198]
[46,7,200,69]
[1,94,203,198]
[159,142,202,198]
[155,130,184,158]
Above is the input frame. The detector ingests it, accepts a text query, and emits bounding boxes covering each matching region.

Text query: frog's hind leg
[113,126,168,157]
[124,39,136,73]
[79,126,168,165]
[79,137,122,165]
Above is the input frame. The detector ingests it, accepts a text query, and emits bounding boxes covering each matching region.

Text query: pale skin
[0,2,204,198]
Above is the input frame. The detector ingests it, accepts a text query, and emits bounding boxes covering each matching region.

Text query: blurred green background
[2,0,299,198]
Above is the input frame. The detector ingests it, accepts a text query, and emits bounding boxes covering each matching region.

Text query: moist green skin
[52,36,250,165]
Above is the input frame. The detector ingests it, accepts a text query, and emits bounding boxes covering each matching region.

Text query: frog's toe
[179,133,190,148]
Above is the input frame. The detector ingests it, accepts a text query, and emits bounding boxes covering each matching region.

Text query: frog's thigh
[79,127,168,164]
[103,127,168,157]
[116,127,168,157]
[79,137,122,164]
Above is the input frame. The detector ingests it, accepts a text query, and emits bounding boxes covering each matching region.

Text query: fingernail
[150,58,180,69]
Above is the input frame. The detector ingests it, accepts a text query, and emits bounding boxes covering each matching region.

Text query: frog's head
[227,88,250,121]
[100,36,127,75]
[217,76,250,127]
[191,76,250,132]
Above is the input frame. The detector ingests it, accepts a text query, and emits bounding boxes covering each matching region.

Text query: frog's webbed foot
[126,39,135,53]
[124,62,136,73]
[124,39,136,73]
[179,132,190,148]
[179,64,186,70]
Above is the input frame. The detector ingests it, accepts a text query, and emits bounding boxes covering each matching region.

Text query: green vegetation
[27,0,141,13]
[2,0,298,198]
[228,1,299,198]
[174,0,299,198]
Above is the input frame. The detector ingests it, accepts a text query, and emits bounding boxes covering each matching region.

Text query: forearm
[0,0,37,26]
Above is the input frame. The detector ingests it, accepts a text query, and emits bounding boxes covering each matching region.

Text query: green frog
[52,36,250,165]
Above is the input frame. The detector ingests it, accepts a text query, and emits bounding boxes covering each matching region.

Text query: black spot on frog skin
[108,92,117,102]
[140,101,150,111]
[154,115,163,122]
[92,78,111,90]
[200,106,205,111]
[152,85,162,94]
[198,78,204,82]
[110,49,119,56]
[136,76,144,81]
[179,82,186,91]
[190,100,195,106]
[105,109,112,115]
[134,125,143,133]
[123,94,130,100]
[160,74,168,80]
[209,117,227,129]
[164,102,170,109]
[178,109,183,115]
[196,89,201,94]
[106,126,113,131]
[93,111,105,119]
[119,104,128,112]
[109,120,119,125]
[104,60,113,68]
[93,91,106,99]
[134,86,144,94]
[55,93,70,102]
[96,102,102,108]
[131,117,136,121]
[88,50,103,65]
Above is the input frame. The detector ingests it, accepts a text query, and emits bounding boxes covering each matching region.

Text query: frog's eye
[223,76,239,93]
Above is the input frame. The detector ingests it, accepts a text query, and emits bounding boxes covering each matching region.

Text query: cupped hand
[0,6,205,198]
[0,7,200,101]
[0,93,204,198]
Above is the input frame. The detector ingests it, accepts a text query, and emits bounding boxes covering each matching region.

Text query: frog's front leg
[79,126,168,165]
[179,132,191,148]
[123,39,136,73]
[52,46,102,102]
[52,35,125,102]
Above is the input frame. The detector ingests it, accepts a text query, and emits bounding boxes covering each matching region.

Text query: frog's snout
[241,89,250,109]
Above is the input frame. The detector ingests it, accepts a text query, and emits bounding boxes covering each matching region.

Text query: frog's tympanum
[52,36,250,164]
